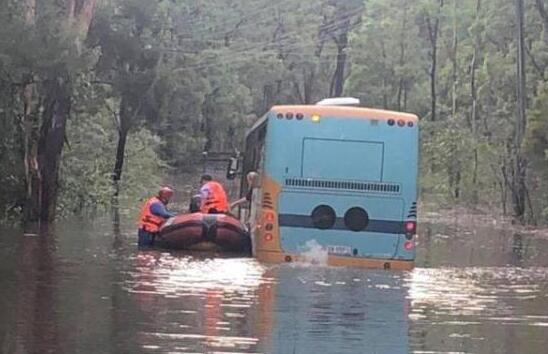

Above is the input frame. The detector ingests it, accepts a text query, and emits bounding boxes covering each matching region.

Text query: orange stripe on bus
[255,250,415,270]
[271,105,419,122]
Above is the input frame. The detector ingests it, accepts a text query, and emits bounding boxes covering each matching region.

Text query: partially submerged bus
[238,98,419,270]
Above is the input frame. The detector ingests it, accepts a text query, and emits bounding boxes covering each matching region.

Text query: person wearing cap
[199,174,230,214]
[230,171,260,210]
[137,187,176,247]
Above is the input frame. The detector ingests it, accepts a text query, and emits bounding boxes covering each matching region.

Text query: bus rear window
[301,138,383,181]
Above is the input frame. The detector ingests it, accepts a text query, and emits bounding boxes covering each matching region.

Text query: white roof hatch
[315,97,361,106]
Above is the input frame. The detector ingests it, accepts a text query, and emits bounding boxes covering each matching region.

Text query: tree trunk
[454,170,461,198]
[381,39,388,108]
[451,0,458,118]
[110,53,163,198]
[24,0,35,22]
[22,0,39,222]
[202,88,219,152]
[303,40,324,104]
[303,67,315,104]
[512,156,527,222]
[262,84,274,113]
[445,0,462,201]
[36,73,72,222]
[403,84,408,111]
[427,18,438,122]
[425,0,443,121]
[500,164,508,215]
[397,0,409,111]
[23,0,97,223]
[112,96,132,197]
[330,33,348,98]
[470,0,481,205]
[112,127,128,188]
[512,0,528,223]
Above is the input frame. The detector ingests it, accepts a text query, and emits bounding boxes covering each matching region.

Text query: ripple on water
[406,266,548,325]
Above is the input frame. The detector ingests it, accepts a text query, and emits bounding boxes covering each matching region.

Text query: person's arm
[230,189,253,209]
[230,197,246,209]
[150,202,176,218]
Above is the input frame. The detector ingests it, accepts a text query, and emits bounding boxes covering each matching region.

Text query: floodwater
[1,213,548,354]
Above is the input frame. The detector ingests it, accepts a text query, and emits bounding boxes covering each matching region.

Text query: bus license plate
[327,245,352,256]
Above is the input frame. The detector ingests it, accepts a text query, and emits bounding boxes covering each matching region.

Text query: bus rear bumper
[255,250,414,270]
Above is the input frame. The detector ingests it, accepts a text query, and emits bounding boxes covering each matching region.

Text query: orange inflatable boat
[157,213,251,253]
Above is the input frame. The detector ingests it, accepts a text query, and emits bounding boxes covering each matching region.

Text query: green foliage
[58,108,116,215]
[524,84,548,223]
[0,115,25,220]
[347,0,425,112]
[524,84,548,165]
[118,128,169,205]
[58,104,167,216]
[1,0,548,223]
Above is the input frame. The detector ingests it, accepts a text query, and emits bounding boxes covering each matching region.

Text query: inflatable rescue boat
[157,213,251,254]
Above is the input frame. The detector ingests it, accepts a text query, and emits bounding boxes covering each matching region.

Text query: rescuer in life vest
[199,174,230,214]
[137,187,176,247]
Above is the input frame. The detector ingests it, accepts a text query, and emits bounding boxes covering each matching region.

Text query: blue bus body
[243,105,418,269]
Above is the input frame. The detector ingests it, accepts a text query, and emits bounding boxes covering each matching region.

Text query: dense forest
[1,0,547,225]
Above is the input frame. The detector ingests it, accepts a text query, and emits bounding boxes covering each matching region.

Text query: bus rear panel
[248,105,418,270]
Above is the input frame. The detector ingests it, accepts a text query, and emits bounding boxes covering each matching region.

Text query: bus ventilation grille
[285,178,400,193]
[262,192,274,209]
[407,202,417,218]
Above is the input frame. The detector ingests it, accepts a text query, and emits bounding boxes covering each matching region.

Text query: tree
[8,0,98,223]
[89,0,165,195]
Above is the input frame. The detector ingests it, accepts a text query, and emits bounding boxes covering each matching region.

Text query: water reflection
[1,216,548,354]
[407,266,548,353]
[270,266,410,354]
[411,220,548,354]
[417,221,548,268]
[121,251,412,354]
[510,233,527,267]
[124,251,272,353]
[5,231,59,354]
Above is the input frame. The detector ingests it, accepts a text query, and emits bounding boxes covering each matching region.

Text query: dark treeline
[1,0,547,225]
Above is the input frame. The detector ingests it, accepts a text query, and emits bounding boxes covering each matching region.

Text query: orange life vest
[201,181,229,213]
[138,197,167,233]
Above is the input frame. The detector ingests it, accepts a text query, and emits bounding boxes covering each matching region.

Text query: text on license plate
[327,245,352,255]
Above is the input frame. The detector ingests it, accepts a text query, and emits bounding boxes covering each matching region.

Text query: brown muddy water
[1,211,548,354]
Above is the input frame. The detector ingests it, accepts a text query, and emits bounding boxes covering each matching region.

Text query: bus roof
[271,105,419,122]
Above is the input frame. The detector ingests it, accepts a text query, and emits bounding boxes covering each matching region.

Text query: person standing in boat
[137,186,176,247]
[199,174,230,214]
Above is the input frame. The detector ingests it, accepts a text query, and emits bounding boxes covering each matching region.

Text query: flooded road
[1,214,548,353]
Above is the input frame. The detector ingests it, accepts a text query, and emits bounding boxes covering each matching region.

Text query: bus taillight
[264,233,273,241]
[264,211,275,222]
[404,221,416,234]
[404,240,414,251]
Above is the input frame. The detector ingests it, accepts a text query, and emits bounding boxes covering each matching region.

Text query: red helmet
[158,186,174,199]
